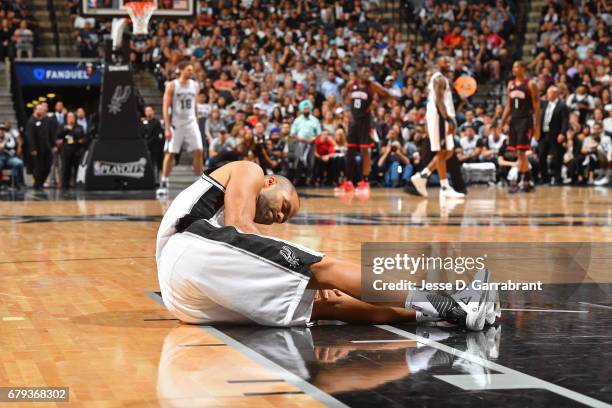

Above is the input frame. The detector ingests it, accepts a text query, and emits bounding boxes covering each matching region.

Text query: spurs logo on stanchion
[280,246,300,269]
[108,85,131,114]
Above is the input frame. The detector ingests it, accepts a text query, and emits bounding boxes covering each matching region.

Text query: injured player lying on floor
[155,161,500,331]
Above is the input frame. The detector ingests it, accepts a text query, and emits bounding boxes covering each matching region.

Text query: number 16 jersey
[172,79,197,126]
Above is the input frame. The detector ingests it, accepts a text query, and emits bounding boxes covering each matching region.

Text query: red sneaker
[357,180,370,192]
[343,180,355,192]
[334,181,347,193]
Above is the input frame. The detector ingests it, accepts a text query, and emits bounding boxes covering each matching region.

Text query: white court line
[579,302,612,310]
[376,324,611,408]
[351,339,415,344]
[502,308,589,313]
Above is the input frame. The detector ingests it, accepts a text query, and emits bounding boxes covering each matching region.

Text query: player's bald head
[269,174,295,193]
[437,56,451,72]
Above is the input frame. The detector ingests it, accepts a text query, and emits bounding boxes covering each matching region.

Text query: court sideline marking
[376,325,611,408]
[579,302,612,310]
[144,292,348,408]
[501,308,589,313]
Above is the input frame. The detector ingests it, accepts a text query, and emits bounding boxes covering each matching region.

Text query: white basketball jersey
[172,79,197,126]
[427,72,455,117]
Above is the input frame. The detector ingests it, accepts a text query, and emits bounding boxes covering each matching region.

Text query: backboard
[81,0,195,17]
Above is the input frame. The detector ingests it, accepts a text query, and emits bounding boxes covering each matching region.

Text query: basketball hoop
[123,1,157,35]
[111,1,156,49]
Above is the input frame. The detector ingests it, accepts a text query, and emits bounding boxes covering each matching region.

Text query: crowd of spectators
[122,0,528,188]
[0,100,92,190]
[524,0,611,185]
[4,0,610,191]
[0,0,37,59]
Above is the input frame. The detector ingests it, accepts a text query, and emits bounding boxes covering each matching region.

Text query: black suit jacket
[25,115,53,153]
[540,100,569,142]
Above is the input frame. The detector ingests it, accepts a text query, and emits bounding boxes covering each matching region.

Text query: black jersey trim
[184,219,322,278]
[176,183,225,233]
[201,172,226,191]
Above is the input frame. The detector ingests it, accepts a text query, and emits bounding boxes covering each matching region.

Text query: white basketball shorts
[157,219,324,327]
[165,121,203,154]
[426,109,454,152]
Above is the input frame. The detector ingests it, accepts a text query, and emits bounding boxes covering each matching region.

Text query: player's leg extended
[517,149,533,191]
[360,147,371,180]
[517,150,529,173]
[312,290,416,324]
[162,152,174,178]
[309,256,373,301]
[438,148,464,198]
[358,146,371,193]
[192,149,203,176]
[436,149,449,180]
[309,256,495,330]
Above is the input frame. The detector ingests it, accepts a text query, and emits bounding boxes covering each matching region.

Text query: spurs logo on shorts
[280,245,301,269]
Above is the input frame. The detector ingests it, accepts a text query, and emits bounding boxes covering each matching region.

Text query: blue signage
[16,62,102,86]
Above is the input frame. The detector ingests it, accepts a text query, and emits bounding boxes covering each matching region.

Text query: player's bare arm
[342,81,354,104]
[370,81,395,104]
[434,76,456,131]
[162,81,174,140]
[529,80,541,140]
[193,83,200,120]
[501,82,512,127]
[217,161,265,234]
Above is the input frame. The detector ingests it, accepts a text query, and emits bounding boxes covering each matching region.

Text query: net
[123,1,157,35]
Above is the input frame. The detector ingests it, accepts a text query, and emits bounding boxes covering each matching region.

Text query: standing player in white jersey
[157,61,204,196]
[410,57,465,199]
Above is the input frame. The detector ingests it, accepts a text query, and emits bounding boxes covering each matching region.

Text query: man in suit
[140,106,164,183]
[52,101,66,127]
[47,101,67,188]
[25,104,54,190]
[75,108,89,137]
[539,86,569,184]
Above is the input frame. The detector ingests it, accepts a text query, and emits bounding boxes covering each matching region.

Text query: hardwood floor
[0,185,609,407]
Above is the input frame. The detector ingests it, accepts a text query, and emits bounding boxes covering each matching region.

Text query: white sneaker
[485,288,501,326]
[594,176,609,186]
[448,269,492,331]
[440,186,465,199]
[156,181,169,197]
[410,174,428,197]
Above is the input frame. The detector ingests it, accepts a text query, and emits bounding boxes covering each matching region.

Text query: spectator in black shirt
[140,106,164,182]
[56,112,85,190]
[25,104,53,190]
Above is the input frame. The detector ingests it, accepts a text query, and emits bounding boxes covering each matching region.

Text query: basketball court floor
[1,178,610,407]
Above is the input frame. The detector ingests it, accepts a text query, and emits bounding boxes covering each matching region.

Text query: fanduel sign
[93,158,147,179]
[16,62,102,86]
